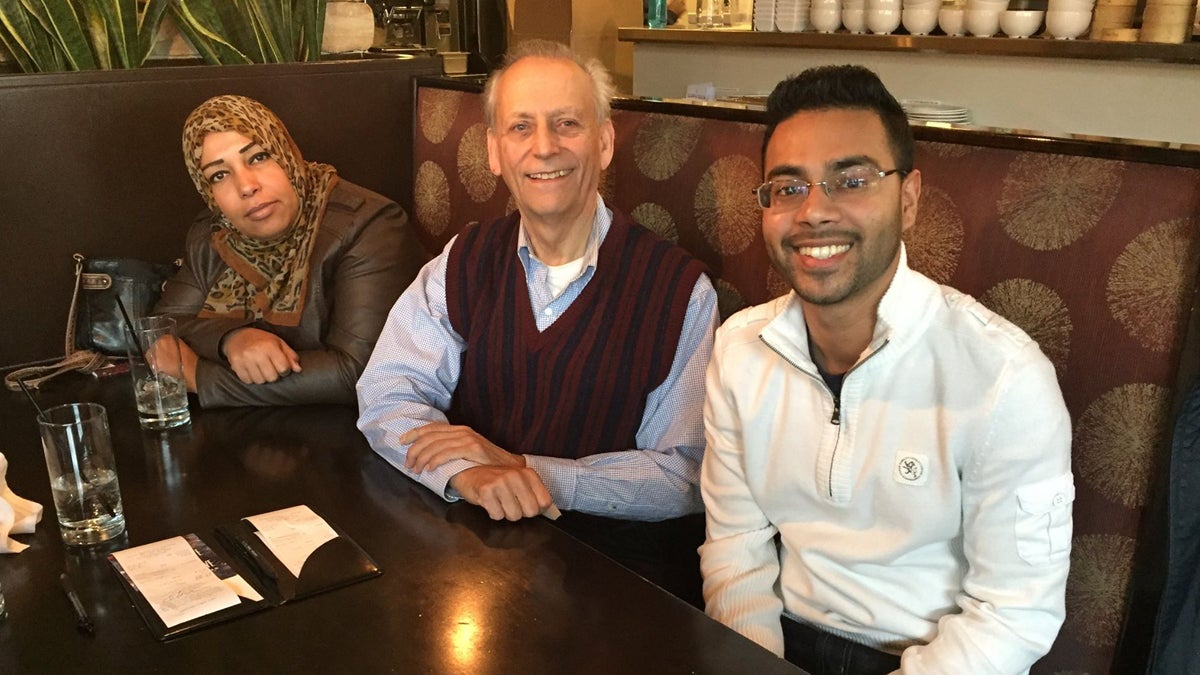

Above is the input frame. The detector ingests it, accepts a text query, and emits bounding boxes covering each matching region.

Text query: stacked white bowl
[867,0,902,34]
[1046,0,1095,38]
[755,0,779,30]
[776,0,812,31]
[964,0,1008,36]
[1000,9,1045,36]
[843,0,869,32]
[811,0,843,32]
[902,0,940,34]
[938,3,967,34]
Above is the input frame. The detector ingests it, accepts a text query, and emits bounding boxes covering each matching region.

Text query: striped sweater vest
[444,209,706,459]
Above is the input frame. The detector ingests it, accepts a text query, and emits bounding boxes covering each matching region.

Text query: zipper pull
[831,394,841,425]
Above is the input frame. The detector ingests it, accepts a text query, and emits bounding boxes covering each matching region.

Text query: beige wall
[509,0,642,92]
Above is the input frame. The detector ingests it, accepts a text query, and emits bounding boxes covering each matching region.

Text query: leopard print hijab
[182,94,338,326]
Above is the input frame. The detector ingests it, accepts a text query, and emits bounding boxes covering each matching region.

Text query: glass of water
[37,403,127,546]
[126,316,191,430]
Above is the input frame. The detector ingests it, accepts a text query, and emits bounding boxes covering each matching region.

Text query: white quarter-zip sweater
[701,249,1073,675]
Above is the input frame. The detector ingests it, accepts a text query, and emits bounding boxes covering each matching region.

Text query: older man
[700,65,1073,673]
[357,40,718,605]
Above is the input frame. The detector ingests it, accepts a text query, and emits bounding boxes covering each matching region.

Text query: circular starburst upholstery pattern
[633,115,703,181]
[904,185,964,285]
[696,155,761,256]
[456,124,496,203]
[1064,534,1135,648]
[600,167,616,206]
[1075,383,1170,509]
[998,153,1123,251]
[414,160,450,236]
[715,278,747,321]
[631,203,677,242]
[1107,218,1197,353]
[979,279,1072,375]
[765,266,791,300]
[418,89,463,144]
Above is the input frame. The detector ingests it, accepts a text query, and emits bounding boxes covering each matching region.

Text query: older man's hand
[402,422,525,474]
[448,466,554,521]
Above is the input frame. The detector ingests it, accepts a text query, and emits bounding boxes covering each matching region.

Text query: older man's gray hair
[482,39,615,129]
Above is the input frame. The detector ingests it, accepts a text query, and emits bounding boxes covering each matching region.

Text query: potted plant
[0,0,328,73]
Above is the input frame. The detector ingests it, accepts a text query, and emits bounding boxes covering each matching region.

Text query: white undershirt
[545,257,586,299]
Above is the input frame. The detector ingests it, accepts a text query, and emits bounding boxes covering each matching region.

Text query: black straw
[114,295,148,362]
[16,378,48,423]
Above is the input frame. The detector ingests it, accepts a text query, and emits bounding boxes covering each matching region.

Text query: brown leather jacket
[155,180,426,408]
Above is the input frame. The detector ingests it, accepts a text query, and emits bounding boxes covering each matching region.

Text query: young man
[357,40,718,606]
[700,65,1073,673]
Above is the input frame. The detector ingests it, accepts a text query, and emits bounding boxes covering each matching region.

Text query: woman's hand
[177,339,199,393]
[145,335,199,393]
[221,327,302,384]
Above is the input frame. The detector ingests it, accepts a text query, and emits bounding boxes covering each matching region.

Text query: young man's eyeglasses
[753,167,908,210]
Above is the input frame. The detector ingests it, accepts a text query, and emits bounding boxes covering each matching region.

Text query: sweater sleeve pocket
[1014,472,1075,566]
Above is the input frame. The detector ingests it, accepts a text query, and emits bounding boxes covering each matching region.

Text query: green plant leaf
[0,0,56,71]
[0,0,168,71]
[246,0,285,62]
[21,0,96,70]
[170,0,252,65]
[75,0,112,68]
[134,0,171,65]
[168,0,324,65]
[300,0,325,62]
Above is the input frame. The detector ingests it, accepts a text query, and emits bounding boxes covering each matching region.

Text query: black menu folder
[213,512,381,606]
[108,507,380,641]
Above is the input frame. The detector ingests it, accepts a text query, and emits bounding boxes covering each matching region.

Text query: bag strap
[3,253,108,392]
[66,253,86,357]
[4,350,109,392]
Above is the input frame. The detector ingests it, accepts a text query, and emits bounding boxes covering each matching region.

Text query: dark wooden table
[0,375,801,674]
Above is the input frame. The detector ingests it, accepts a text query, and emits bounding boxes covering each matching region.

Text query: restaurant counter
[0,375,801,674]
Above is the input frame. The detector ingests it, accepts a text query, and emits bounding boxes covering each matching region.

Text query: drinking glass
[37,403,126,546]
[127,316,191,430]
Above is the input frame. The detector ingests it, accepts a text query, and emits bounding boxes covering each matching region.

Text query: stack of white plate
[902,100,971,124]
[775,0,812,31]
[755,0,779,29]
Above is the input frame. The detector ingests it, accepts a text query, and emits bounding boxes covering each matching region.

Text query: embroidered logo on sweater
[894,452,929,486]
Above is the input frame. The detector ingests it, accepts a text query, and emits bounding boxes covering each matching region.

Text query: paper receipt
[110,536,240,628]
[245,505,338,578]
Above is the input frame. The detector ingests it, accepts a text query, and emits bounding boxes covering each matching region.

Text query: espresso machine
[369,0,506,73]
[369,0,439,50]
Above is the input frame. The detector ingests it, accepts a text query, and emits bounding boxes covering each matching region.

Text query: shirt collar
[517,194,611,273]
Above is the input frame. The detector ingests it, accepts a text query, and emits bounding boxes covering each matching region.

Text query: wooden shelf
[618,26,1200,65]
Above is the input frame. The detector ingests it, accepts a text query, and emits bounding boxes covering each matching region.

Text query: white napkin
[0,452,43,553]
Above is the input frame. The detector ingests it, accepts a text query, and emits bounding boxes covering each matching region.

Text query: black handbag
[4,253,181,391]
[72,255,182,356]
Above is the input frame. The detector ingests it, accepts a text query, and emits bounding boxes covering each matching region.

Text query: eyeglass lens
[757,167,898,209]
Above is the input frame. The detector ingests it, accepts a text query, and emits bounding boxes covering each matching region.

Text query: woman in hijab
[155,94,424,407]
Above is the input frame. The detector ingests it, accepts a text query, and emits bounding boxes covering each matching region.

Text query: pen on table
[60,573,94,635]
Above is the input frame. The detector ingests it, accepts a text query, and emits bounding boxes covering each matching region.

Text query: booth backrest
[0,57,440,368]
[411,80,1200,675]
